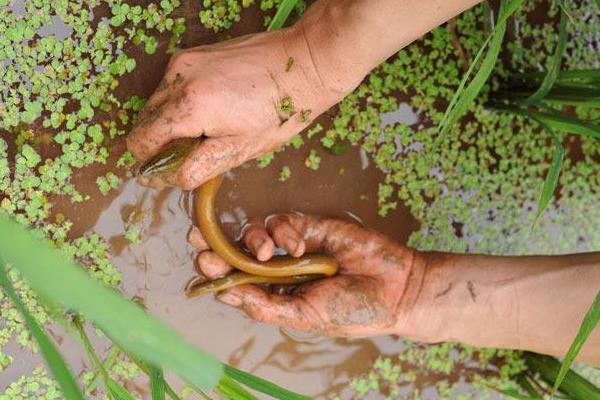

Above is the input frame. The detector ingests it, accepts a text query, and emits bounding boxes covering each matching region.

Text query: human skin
[130,0,600,365]
[127,0,482,188]
[189,215,600,366]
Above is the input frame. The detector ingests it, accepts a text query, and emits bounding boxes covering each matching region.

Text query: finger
[169,136,237,190]
[265,215,305,257]
[187,226,208,251]
[217,285,324,332]
[127,97,203,162]
[242,221,275,262]
[195,251,233,279]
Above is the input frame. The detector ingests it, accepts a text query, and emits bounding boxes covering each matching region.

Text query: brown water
[0,2,425,396]
[85,140,419,398]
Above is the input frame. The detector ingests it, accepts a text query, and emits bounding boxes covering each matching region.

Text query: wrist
[392,251,452,343]
[284,2,370,101]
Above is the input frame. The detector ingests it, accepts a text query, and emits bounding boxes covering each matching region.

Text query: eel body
[139,138,338,296]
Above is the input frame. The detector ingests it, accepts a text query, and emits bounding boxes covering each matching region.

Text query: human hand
[127,26,362,190]
[188,214,427,338]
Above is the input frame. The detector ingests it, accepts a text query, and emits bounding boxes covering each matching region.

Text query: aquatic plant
[0,215,309,399]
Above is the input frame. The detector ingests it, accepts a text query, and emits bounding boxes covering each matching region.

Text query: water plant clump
[198,0,306,32]
[0,0,187,394]
[0,0,598,398]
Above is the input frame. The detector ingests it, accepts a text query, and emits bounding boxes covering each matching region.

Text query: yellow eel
[139,138,338,297]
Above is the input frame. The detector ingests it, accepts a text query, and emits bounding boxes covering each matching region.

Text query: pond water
[3,0,598,398]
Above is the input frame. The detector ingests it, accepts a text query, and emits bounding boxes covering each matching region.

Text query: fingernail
[217,292,242,307]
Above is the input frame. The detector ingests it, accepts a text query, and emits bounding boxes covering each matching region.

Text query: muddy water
[86,134,419,397]
[6,1,422,397]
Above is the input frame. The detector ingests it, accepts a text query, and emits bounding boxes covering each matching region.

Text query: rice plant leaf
[553,290,600,394]
[519,8,568,106]
[73,317,136,400]
[267,0,299,31]
[106,378,137,400]
[150,366,167,400]
[488,103,600,139]
[0,263,86,400]
[438,0,523,136]
[532,122,564,226]
[500,388,542,400]
[224,365,311,400]
[0,215,223,391]
[218,374,261,400]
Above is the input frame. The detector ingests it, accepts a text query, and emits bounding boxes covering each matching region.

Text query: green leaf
[0,215,223,391]
[437,0,523,136]
[500,388,542,400]
[218,374,260,400]
[224,365,311,400]
[532,122,564,226]
[150,366,167,400]
[0,262,85,400]
[519,8,568,106]
[488,103,600,139]
[267,0,299,31]
[106,378,137,400]
[553,291,600,394]
[73,317,136,400]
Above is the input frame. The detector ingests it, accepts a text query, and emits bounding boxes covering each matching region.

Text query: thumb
[217,285,325,332]
[140,136,236,190]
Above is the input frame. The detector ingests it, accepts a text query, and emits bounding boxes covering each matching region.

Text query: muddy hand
[127,26,358,190]
[192,214,423,338]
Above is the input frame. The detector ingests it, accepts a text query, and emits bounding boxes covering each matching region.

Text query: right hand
[189,213,428,338]
[127,26,361,190]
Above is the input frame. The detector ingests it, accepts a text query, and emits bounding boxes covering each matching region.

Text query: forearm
[403,251,600,365]
[292,0,483,94]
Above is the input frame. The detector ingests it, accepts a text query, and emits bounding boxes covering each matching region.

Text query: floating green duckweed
[0,0,186,393]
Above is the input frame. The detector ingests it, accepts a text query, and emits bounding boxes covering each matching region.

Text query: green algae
[0,0,598,398]
[0,0,186,395]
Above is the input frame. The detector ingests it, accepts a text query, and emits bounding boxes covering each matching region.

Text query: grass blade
[224,365,311,400]
[519,8,568,106]
[438,0,524,136]
[513,68,600,84]
[0,215,223,391]
[126,353,182,400]
[488,102,600,139]
[150,366,167,400]
[73,318,136,400]
[552,291,600,395]
[0,263,86,400]
[532,122,564,226]
[218,374,260,400]
[267,0,299,31]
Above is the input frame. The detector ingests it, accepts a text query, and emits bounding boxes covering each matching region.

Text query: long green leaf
[0,263,86,400]
[224,365,311,400]
[532,122,564,226]
[500,388,542,400]
[437,0,524,136]
[519,8,568,106]
[0,215,223,391]
[267,0,299,31]
[218,374,260,400]
[513,68,600,84]
[488,102,600,139]
[150,366,167,400]
[73,318,136,400]
[553,291,600,394]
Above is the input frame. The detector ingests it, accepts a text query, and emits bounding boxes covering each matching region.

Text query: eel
[139,137,339,297]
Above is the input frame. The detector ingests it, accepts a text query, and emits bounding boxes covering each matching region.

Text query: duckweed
[1,0,598,397]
